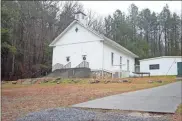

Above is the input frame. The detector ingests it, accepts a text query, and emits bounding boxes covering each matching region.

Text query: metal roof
[139,56,182,61]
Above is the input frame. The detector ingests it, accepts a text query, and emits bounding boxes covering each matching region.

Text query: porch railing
[52,63,64,71]
[63,62,71,68]
[76,61,89,68]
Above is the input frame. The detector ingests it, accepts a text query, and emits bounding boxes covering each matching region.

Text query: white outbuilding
[139,56,182,76]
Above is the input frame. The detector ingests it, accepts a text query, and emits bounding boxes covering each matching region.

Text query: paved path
[73,81,182,113]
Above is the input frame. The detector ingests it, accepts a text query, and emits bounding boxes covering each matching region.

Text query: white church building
[49,11,138,78]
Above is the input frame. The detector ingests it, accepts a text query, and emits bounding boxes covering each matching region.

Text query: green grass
[2,75,176,88]
[176,79,182,82]
[2,83,31,88]
[39,82,57,86]
[176,104,182,114]
[150,75,176,78]
[152,81,171,86]
[43,78,89,84]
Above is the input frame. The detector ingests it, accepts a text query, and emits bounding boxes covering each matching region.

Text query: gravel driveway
[16,108,170,121]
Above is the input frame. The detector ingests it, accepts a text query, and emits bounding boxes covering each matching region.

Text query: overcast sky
[79,1,181,17]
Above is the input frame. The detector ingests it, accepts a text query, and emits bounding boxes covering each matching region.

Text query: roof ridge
[49,20,138,58]
[139,56,182,61]
[77,21,138,57]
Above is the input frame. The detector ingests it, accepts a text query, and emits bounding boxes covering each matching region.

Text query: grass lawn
[176,104,182,114]
[1,76,176,121]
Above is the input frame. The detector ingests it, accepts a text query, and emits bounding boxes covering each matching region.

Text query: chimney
[74,11,87,26]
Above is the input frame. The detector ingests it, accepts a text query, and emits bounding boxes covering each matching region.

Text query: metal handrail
[63,62,71,68]
[76,61,89,68]
[52,63,64,71]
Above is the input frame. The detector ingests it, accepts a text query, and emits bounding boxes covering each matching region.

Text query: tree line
[104,4,181,58]
[1,1,181,80]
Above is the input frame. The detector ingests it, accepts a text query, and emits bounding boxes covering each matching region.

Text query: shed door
[177,62,182,76]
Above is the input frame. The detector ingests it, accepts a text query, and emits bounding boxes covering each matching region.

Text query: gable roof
[49,20,104,46]
[49,20,139,58]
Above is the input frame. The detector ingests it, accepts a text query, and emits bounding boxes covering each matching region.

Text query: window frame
[111,52,114,66]
[120,56,122,69]
[120,56,122,64]
[76,14,79,19]
[127,59,129,71]
[149,64,160,70]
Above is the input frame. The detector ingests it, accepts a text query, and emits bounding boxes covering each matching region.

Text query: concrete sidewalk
[72,81,182,113]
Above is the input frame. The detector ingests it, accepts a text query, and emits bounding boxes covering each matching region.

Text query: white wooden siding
[102,42,135,76]
[140,57,182,76]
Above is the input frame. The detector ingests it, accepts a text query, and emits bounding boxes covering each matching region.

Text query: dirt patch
[171,104,182,121]
[2,76,176,121]
[172,114,182,121]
